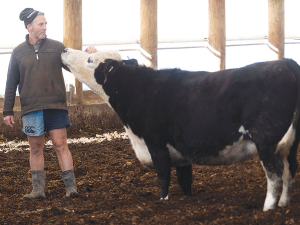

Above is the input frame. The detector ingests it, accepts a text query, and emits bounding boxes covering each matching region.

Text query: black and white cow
[61,48,300,211]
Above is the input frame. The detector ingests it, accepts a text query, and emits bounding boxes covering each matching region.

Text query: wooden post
[63,0,83,104]
[140,0,157,69]
[268,0,285,60]
[208,0,226,71]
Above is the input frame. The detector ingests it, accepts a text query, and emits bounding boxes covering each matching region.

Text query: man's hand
[4,115,15,128]
[85,45,97,54]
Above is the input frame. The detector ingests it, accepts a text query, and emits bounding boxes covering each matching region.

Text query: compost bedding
[1,128,300,225]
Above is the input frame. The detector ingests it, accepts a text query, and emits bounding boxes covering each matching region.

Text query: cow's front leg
[176,164,193,196]
[147,143,171,200]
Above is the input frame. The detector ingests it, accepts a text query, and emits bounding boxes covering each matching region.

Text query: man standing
[3,8,96,199]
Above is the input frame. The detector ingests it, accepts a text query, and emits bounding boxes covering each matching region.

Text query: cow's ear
[102,59,120,75]
[122,58,138,66]
[94,59,121,84]
[94,62,107,84]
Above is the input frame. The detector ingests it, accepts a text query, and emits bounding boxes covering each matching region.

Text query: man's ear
[27,23,32,31]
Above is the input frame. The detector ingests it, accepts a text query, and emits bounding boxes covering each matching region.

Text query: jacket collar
[25,34,47,47]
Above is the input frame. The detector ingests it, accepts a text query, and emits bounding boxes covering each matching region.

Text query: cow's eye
[87,57,93,63]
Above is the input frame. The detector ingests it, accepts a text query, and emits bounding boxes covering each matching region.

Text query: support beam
[268,0,285,60]
[208,0,226,71]
[140,0,157,69]
[63,0,83,104]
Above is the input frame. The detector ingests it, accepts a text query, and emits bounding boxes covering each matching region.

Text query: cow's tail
[275,59,300,154]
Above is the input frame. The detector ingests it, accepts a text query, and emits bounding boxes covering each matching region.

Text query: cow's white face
[61,48,122,103]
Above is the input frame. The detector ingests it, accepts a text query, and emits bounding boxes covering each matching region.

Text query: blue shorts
[22,109,71,136]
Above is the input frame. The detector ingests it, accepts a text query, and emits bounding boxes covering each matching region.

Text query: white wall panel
[226,0,268,40]
[158,0,208,42]
[0,0,63,48]
[285,0,300,38]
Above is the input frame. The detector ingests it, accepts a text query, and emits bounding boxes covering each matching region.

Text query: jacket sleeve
[3,53,20,116]
[60,43,71,72]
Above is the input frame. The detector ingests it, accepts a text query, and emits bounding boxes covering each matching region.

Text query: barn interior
[1,1,300,224]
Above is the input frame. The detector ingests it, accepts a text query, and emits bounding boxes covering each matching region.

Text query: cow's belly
[124,126,190,168]
[198,140,258,165]
[125,126,258,167]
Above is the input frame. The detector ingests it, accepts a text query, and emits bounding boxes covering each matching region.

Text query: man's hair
[30,12,45,28]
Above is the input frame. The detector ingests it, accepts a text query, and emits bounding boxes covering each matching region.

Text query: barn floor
[0,128,300,225]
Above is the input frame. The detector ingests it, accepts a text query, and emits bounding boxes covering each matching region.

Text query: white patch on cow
[160,195,169,200]
[238,125,252,138]
[260,161,281,211]
[205,140,257,165]
[124,126,152,166]
[125,127,190,167]
[61,48,122,104]
[276,124,296,155]
[86,50,121,70]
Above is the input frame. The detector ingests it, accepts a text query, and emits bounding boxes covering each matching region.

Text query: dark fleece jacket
[3,35,69,116]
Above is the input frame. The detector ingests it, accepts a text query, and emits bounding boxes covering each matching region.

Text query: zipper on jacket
[35,50,39,60]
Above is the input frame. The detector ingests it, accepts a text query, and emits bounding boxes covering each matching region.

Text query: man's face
[27,15,47,41]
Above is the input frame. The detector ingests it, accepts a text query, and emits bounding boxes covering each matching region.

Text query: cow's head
[92,58,139,85]
[61,48,122,102]
[93,59,120,85]
[87,58,139,100]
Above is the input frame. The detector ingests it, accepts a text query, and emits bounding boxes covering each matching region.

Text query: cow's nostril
[87,57,93,63]
[63,48,68,53]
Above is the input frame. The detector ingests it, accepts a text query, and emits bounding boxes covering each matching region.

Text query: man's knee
[52,137,70,155]
[53,140,67,152]
[30,146,44,156]
[28,136,45,155]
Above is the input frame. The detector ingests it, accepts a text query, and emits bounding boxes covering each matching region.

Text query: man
[3,8,96,199]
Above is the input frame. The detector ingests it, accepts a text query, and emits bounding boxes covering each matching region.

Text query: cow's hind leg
[278,154,295,208]
[259,145,284,211]
[278,135,299,208]
[147,143,171,200]
[176,164,193,196]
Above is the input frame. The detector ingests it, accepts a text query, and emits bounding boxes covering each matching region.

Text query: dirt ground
[1,128,300,225]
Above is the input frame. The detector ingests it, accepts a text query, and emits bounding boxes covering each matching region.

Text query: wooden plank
[63,0,83,104]
[268,0,285,59]
[208,0,226,70]
[140,0,158,68]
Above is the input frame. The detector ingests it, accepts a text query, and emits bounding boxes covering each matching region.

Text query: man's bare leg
[50,128,77,197]
[23,135,46,199]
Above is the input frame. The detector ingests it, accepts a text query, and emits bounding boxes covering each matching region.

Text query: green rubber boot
[60,169,78,197]
[23,170,46,200]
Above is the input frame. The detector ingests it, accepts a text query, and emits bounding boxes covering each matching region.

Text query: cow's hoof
[184,191,192,196]
[263,205,275,212]
[278,195,290,208]
[160,195,169,200]
[278,200,290,208]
